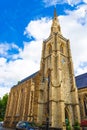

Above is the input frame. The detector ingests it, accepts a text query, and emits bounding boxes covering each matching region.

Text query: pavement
[0,126,15,130]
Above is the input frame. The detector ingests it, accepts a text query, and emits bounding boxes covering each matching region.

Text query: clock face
[61,58,66,64]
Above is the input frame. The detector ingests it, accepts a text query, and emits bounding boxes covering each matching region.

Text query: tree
[0,93,8,121]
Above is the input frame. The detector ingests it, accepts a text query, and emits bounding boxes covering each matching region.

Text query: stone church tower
[38,9,80,129]
[4,9,81,130]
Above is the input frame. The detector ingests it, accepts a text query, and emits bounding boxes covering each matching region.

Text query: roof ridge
[75,72,87,78]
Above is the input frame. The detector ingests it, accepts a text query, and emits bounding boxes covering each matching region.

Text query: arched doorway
[65,107,71,128]
[65,109,69,124]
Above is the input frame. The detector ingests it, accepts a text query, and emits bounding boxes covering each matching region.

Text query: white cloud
[42,0,67,6]
[0,87,10,99]
[42,0,87,7]
[65,4,87,24]
[0,43,9,56]
[67,0,82,6]
[83,0,87,3]
[0,58,7,66]
[24,17,52,40]
[0,42,21,57]
[0,40,42,98]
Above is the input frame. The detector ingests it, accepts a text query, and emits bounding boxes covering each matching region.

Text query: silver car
[16,121,39,130]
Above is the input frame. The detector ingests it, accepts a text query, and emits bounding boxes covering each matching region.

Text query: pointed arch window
[47,45,52,67]
[65,107,70,126]
[48,45,52,54]
[65,107,69,121]
[60,44,63,53]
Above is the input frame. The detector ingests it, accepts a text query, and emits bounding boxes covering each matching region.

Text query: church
[4,9,87,130]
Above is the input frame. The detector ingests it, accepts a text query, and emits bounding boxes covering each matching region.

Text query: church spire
[54,7,57,18]
[51,8,61,34]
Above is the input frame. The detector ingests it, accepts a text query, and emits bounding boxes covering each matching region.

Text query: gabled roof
[12,71,39,88]
[19,71,39,83]
[19,71,39,84]
[75,73,87,89]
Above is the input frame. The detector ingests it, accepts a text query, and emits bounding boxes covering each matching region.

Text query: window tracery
[46,44,52,68]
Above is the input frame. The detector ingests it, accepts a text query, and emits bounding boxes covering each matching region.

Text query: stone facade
[4,71,41,127]
[4,9,81,130]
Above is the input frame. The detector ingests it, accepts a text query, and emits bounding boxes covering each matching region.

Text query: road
[0,126,15,130]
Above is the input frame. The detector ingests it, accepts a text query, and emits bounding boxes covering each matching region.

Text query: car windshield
[17,121,32,128]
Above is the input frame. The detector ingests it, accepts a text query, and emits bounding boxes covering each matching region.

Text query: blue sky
[0,0,87,98]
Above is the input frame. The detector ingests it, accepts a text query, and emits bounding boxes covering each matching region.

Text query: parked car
[0,121,4,126]
[16,121,39,130]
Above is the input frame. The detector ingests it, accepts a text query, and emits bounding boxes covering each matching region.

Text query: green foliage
[74,125,80,130]
[74,120,80,130]
[65,119,69,126]
[17,81,20,84]
[66,125,71,130]
[0,118,3,121]
[74,120,79,125]
[0,93,8,121]
[65,119,71,130]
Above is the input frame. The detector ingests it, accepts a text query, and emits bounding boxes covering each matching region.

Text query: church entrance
[65,108,71,130]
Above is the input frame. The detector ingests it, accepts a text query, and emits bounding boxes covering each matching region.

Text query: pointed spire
[50,8,61,35]
[54,7,57,18]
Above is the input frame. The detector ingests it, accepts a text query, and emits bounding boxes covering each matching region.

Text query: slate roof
[19,71,39,84]
[75,73,87,89]
[12,71,39,88]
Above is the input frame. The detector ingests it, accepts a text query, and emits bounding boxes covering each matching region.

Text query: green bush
[66,125,71,130]
[65,119,71,130]
[65,119,69,126]
[0,118,3,121]
[74,120,79,125]
[74,120,80,130]
[74,125,80,130]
